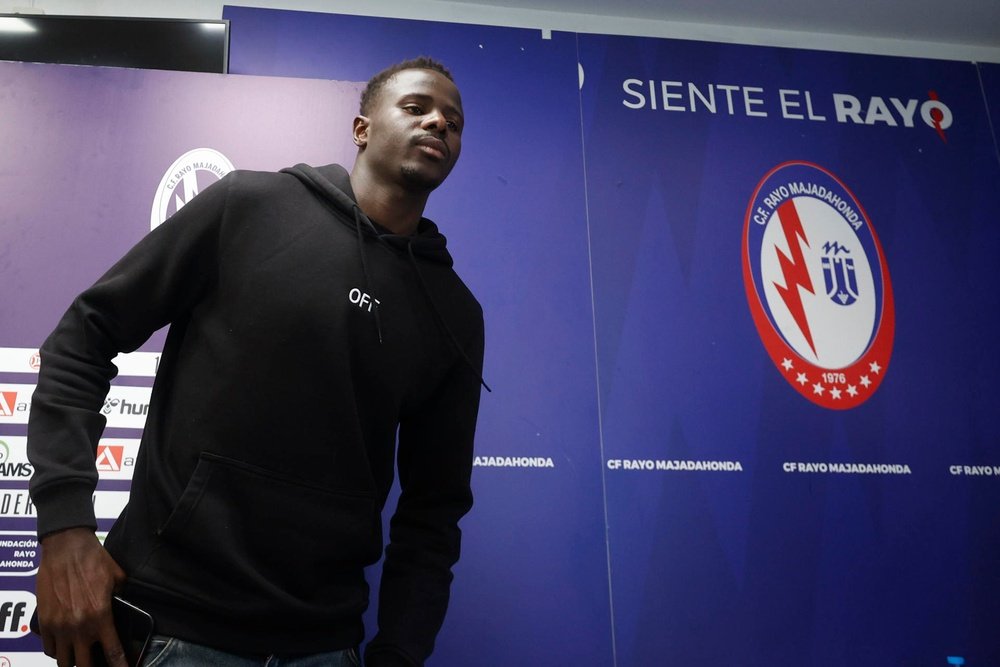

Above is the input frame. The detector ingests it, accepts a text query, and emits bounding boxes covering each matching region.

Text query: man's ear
[353,115,370,148]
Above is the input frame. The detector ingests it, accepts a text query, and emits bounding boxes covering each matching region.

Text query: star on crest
[796,372,808,386]
[846,385,858,397]
[781,358,794,371]
[812,382,825,395]
[869,361,882,374]
[830,387,842,399]
[860,375,872,388]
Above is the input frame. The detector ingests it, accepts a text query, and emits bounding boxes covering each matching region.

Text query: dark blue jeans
[141,636,360,667]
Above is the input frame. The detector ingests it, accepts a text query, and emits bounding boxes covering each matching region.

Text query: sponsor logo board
[0,492,34,518]
[99,385,153,429]
[0,349,42,375]
[111,351,161,377]
[0,438,137,481]
[0,591,34,639]
[0,385,152,428]
[0,391,19,419]
[0,532,39,576]
[0,439,32,480]
[95,440,140,480]
[93,491,130,520]
[0,348,159,376]
[0,490,126,519]
[0,656,72,667]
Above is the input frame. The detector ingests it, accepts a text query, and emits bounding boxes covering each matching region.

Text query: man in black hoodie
[28,57,484,667]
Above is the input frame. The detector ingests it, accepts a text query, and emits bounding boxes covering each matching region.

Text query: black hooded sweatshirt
[27,164,485,666]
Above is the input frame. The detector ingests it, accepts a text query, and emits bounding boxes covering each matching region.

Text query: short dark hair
[359,56,454,116]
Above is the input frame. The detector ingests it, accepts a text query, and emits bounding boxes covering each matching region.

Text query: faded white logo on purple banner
[150,148,235,230]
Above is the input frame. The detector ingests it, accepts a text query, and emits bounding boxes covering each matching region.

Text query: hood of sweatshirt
[280,163,454,267]
[281,163,490,391]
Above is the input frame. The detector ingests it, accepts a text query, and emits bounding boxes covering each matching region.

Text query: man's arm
[27,174,232,665]
[365,320,485,667]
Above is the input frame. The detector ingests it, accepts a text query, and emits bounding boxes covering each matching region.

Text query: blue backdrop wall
[579,34,1000,665]
[223,9,618,664]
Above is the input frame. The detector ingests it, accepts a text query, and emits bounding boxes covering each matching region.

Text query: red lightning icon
[774,199,817,357]
[928,90,947,143]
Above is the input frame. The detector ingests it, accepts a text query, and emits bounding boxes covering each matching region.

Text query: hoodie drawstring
[353,205,384,344]
[406,242,491,393]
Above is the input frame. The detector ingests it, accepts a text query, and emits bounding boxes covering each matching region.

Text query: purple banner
[0,60,362,658]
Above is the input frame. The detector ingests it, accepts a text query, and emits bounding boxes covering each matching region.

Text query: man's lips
[414,135,449,160]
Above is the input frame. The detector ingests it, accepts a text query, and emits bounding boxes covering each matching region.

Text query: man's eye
[447,120,461,132]
[404,105,423,114]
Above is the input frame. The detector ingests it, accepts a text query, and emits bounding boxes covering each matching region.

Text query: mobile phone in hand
[95,596,154,667]
[30,595,155,667]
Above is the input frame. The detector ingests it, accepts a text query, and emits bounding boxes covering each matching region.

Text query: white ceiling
[446,0,1000,49]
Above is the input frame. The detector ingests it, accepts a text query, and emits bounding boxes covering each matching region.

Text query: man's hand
[36,527,128,667]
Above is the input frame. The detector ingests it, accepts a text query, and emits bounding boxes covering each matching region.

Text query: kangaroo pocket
[138,452,381,619]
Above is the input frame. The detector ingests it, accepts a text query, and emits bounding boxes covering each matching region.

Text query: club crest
[742,162,894,409]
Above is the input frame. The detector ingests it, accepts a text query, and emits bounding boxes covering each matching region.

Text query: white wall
[3,0,999,63]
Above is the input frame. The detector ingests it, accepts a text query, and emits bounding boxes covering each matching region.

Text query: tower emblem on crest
[742,162,894,409]
[821,242,859,306]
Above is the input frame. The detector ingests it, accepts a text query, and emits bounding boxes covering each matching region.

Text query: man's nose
[421,109,446,131]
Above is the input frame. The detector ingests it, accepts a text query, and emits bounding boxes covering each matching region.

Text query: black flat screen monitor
[0,14,229,73]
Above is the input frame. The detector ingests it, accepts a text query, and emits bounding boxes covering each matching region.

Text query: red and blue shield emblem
[742,162,894,409]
